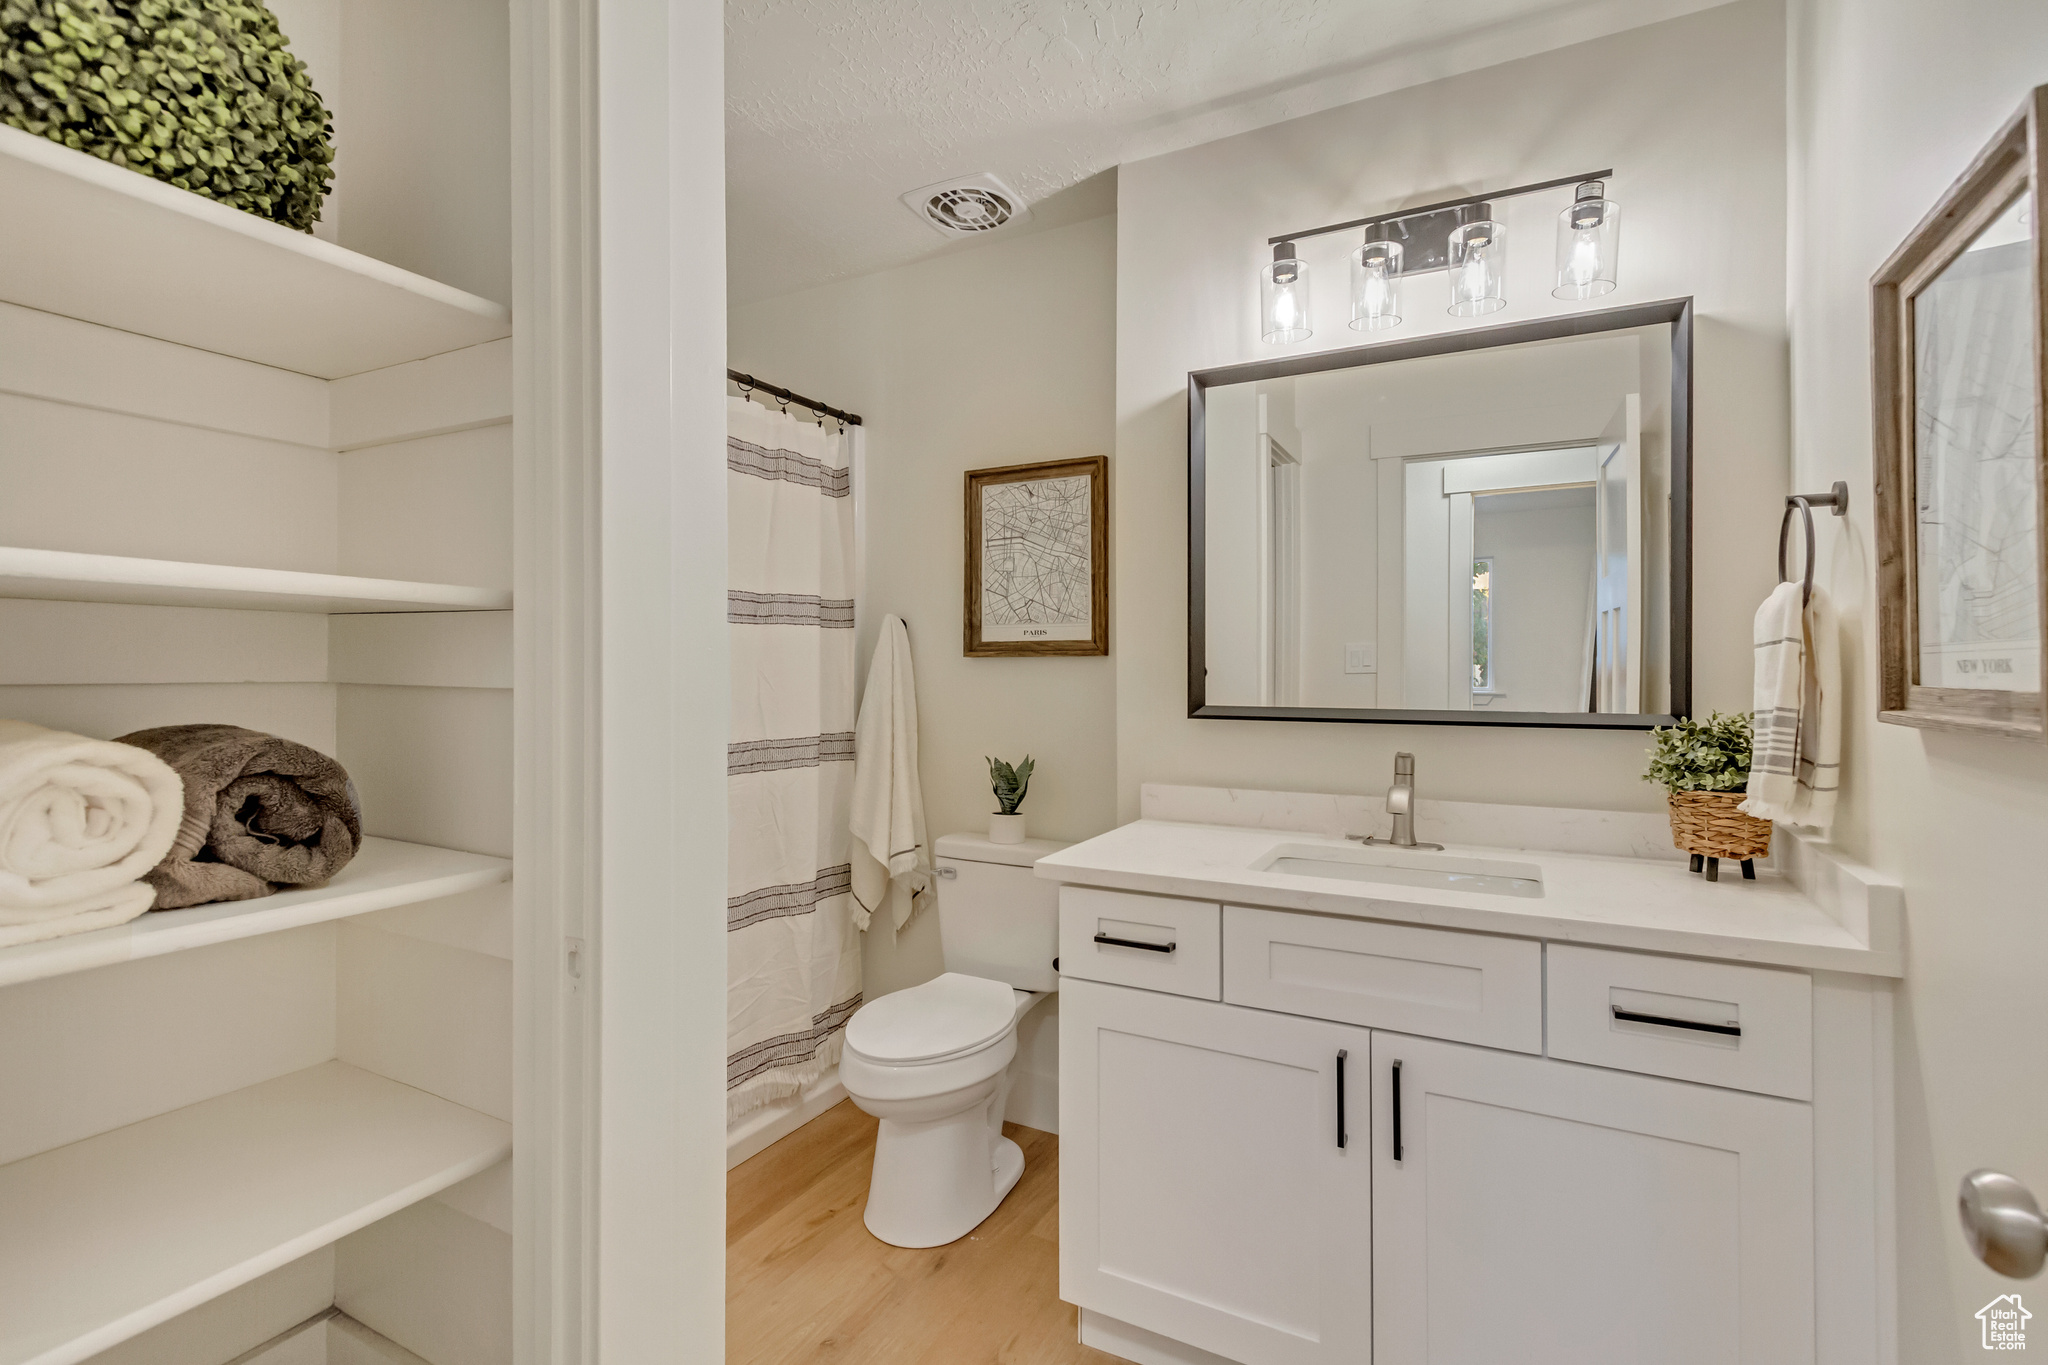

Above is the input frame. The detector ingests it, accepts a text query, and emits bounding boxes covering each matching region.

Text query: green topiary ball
[0,0,334,232]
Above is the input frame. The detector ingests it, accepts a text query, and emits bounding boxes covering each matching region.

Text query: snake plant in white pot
[985,755,1034,844]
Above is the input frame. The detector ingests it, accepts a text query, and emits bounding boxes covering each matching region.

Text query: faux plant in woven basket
[1,0,333,231]
[1644,711,1770,879]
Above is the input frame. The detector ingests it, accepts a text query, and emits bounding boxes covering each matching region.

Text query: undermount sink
[1252,843,1545,899]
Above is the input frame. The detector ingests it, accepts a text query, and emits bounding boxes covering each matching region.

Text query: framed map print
[1872,84,2047,740]
[963,456,1109,657]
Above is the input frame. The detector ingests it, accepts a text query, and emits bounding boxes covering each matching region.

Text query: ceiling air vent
[900,172,1033,237]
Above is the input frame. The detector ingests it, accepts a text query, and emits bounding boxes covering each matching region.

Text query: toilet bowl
[838,831,1068,1248]
[840,972,1045,1247]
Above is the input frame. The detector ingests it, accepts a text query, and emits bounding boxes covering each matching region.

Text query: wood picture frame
[1872,84,2048,740]
[963,456,1109,657]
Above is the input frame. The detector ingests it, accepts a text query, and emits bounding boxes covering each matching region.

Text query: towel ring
[1778,481,1850,606]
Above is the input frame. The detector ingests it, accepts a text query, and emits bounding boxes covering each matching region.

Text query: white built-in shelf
[0,547,511,614]
[0,1060,510,1365]
[0,124,511,380]
[0,837,510,989]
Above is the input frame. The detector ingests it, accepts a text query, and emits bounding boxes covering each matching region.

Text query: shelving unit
[0,1062,511,1365]
[4,17,523,1360]
[0,126,511,381]
[0,839,510,989]
[0,547,511,615]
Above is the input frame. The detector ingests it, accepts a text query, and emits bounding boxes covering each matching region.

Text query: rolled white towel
[0,720,183,947]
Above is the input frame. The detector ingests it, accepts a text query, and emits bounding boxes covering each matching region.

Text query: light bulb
[1447,215,1507,316]
[1261,242,1313,343]
[1565,233,1601,286]
[1349,236,1403,331]
[1553,181,1619,300]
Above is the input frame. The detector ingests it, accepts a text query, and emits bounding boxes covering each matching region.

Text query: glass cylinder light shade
[1349,237,1403,331]
[1447,218,1508,316]
[1553,181,1620,299]
[1261,243,1312,344]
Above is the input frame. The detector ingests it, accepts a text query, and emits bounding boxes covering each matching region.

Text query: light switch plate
[1345,641,1377,674]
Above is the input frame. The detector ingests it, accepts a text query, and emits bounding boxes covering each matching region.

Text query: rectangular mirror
[1189,298,1692,728]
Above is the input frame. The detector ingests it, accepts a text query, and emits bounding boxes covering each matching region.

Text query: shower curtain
[726,395,863,1121]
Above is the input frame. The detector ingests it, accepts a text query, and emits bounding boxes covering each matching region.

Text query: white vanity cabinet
[1059,890,1832,1365]
[1060,979,1373,1365]
[1370,1033,1813,1365]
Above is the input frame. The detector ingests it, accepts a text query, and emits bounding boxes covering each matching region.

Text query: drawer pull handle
[1391,1059,1404,1163]
[1612,1006,1741,1037]
[1335,1049,1348,1150]
[1093,933,1176,954]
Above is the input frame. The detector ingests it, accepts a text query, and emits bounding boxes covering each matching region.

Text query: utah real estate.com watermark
[1981,1294,2031,1350]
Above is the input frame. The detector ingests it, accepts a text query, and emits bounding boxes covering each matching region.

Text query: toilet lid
[845,972,1016,1064]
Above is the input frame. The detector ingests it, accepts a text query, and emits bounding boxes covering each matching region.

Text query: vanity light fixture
[1553,179,1620,299]
[1349,229,1402,330]
[1261,242,1313,343]
[1259,167,1616,342]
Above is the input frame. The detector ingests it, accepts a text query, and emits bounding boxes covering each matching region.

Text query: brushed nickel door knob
[1961,1170,2048,1278]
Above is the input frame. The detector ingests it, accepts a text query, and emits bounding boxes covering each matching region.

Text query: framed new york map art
[1872,84,2047,740]
[964,456,1108,657]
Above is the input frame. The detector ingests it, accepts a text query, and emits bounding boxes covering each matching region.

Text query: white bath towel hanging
[0,720,183,947]
[1741,581,1841,830]
[849,614,930,933]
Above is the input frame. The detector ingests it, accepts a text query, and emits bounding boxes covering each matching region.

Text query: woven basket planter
[1667,791,1771,861]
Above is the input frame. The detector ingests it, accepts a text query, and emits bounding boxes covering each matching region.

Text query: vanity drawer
[1545,944,1812,1100]
[1059,888,1221,1000]
[1222,907,1542,1052]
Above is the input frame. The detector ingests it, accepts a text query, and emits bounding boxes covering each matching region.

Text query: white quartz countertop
[1035,818,1902,977]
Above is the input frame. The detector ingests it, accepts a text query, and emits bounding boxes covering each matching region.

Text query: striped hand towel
[1740,581,1840,830]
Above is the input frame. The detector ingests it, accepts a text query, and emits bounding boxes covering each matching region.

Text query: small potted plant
[985,755,1035,844]
[1643,712,1771,881]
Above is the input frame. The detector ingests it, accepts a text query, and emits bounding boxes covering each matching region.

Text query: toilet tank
[933,832,1070,993]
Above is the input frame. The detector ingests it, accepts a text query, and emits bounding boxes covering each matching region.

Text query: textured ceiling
[726,0,1723,302]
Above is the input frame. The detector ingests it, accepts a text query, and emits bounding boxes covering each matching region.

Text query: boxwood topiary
[1643,711,1754,795]
[1,0,333,231]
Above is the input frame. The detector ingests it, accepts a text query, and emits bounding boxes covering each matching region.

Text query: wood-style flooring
[727,1100,1124,1364]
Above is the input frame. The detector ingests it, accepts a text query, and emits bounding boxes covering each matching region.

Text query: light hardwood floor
[727,1099,1124,1364]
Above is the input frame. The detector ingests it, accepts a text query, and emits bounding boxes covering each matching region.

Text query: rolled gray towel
[112,724,363,910]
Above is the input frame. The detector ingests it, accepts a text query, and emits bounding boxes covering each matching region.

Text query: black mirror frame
[1187,296,1694,729]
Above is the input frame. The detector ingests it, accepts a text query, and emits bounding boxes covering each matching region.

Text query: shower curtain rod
[727,370,864,426]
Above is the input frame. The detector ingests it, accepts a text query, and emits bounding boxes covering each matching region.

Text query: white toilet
[839,832,1067,1248]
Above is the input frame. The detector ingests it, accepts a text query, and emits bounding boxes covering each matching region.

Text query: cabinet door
[1371,1033,1813,1365]
[1061,978,1372,1365]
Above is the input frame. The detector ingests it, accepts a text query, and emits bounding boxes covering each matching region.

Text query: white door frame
[511,0,729,1359]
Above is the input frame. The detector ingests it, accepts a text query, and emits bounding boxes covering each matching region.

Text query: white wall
[1201,382,1263,706]
[261,0,512,305]
[1473,488,1597,711]
[730,215,1119,999]
[1786,0,2048,1354]
[337,0,512,306]
[1117,0,1788,816]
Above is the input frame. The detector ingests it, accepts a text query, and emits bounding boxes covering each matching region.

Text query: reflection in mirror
[1913,194,2039,693]
[1193,305,1689,726]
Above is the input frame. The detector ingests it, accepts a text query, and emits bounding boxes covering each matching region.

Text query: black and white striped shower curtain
[726,396,863,1120]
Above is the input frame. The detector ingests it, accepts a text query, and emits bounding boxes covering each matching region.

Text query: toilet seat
[845,972,1016,1065]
